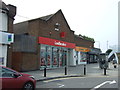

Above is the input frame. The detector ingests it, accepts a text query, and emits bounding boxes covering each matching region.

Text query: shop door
[46,46,52,68]
[52,47,58,67]
[61,49,67,66]
[51,47,68,67]
[59,48,63,67]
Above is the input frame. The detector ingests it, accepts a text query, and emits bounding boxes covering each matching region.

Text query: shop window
[40,45,46,67]
[52,47,58,67]
[40,45,68,69]
[46,46,51,67]
[54,22,60,31]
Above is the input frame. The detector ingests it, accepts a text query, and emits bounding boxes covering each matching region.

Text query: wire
[16,14,30,19]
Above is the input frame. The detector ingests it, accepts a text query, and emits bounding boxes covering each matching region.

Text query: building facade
[0,1,16,67]
[74,35,95,65]
[13,10,94,71]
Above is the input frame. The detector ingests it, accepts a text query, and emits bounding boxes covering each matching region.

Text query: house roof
[0,1,9,11]
[16,9,74,32]
[31,9,72,30]
[40,14,53,21]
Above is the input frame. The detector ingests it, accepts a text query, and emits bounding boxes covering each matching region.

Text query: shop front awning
[75,46,90,52]
[38,37,75,49]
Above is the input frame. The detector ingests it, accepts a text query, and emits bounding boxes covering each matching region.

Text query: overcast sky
[2,0,119,52]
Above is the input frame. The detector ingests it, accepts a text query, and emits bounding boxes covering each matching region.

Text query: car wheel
[23,82,34,90]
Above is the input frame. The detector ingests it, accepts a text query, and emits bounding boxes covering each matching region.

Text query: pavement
[22,63,119,81]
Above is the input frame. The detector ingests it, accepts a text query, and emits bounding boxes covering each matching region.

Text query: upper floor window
[54,23,60,31]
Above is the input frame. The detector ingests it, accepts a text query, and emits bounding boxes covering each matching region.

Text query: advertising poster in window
[47,46,51,67]
[40,45,46,67]
[52,47,58,67]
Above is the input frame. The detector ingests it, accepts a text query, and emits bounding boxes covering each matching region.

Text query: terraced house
[0,1,16,67]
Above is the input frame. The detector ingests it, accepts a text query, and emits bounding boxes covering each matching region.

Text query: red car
[0,65,36,90]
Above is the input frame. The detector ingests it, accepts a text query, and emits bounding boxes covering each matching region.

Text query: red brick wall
[38,10,74,43]
[21,52,39,71]
[75,35,94,48]
[12,52,39,71]
[12,52,22,71]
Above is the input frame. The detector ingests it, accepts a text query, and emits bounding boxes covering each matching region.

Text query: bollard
[65,66,67,75]
[84,65,86,75]
[44,67,46,77]
[104,67,106,75]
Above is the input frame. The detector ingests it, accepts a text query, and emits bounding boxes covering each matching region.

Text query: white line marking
[43,77,85,83]
[91,80,116,90]
[57,83,65,88]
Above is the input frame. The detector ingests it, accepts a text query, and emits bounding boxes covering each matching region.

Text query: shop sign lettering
[54,41,66,46]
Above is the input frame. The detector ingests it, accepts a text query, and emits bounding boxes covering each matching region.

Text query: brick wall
[13,10,94,71]
[37,10,75,43]
[75,35,94,48]
[21,52,39,71]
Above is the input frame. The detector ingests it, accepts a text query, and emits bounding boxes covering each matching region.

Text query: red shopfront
[38,37,75,69]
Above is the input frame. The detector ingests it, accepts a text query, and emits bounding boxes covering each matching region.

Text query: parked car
[0,65,36,90]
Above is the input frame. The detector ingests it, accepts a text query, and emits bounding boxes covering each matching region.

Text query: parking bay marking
[57,83,65,88]
[43,77,85,83]
[91,80,117,90]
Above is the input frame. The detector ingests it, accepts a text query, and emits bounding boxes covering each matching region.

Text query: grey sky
[2,0,119,52]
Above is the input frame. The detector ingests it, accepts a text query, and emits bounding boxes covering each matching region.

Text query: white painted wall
[0,9,8,31]
[0,9,8,66]
[68,49,76,66]
[78,52,81,64]
[0,45,7,66]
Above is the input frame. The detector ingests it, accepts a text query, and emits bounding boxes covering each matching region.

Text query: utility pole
[107,41,109,50]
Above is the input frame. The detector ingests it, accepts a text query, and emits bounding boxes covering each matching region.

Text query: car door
[2,67,23,89]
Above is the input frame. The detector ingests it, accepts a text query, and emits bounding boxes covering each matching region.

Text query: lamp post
[107,41,109,50]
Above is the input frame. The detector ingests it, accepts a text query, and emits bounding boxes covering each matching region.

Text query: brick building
[13,10,94,71]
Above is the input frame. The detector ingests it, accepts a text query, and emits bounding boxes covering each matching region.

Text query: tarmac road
[22,63,119,89]
[36,64,120,90]
[36,71,118,89]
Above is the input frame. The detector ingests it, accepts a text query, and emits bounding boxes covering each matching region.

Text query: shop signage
[54,41,66,46]
[38,37,75,48]
[0,32,14,44]
[60,32,66,38]
[75,46,90,52]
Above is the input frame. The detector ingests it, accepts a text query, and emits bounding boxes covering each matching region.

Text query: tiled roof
[40,14,53,21]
